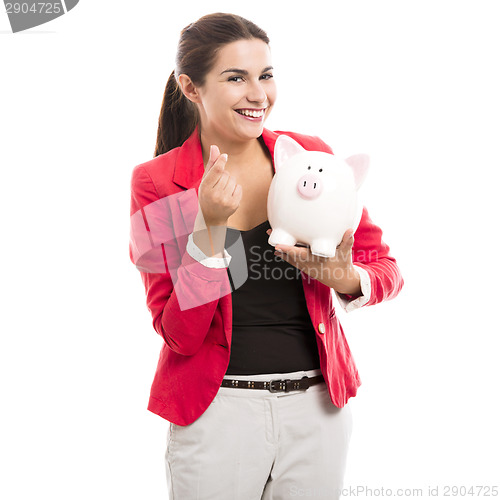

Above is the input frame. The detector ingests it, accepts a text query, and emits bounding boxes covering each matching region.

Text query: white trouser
[165,368,353,500]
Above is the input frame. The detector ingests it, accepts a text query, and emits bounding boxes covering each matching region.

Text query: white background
[1,0,499,498]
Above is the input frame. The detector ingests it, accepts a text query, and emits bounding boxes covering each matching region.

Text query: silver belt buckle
[268,376,311,393]
[269,378,298,392]
[269,378,292,393]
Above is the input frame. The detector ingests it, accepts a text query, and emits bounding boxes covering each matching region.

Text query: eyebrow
[220,66,274,76]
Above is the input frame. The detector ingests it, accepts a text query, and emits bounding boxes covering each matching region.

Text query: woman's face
[194,38,277,143]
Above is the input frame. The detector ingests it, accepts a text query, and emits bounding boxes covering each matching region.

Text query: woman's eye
[228,74,273,82]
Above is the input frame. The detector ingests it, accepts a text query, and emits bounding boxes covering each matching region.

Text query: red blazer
[129,126,404,426]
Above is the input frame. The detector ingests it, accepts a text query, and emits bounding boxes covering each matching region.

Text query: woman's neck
[199,128,266,172]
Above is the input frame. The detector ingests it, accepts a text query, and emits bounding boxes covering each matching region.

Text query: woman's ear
[177,74,202,103]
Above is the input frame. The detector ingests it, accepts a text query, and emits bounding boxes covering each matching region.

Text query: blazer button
[318,322,326,334]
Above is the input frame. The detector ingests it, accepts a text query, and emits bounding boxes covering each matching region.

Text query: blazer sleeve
[129,165,231,356]
[335,206,404,312]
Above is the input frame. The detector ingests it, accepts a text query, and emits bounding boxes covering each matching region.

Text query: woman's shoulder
[265,128,334,154]
[132,147,180,183]
[130,146,182,201]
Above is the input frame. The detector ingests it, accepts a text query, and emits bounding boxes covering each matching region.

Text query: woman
[129,12,404,500]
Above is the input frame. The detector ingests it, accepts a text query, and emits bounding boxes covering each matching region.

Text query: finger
[274,241,304,254]
[221,176,240,198]
[345,229,355,245]
[213,169,231,191]
[205,145,220,172]
[205,150,226,180]
[337,229,354,246]
[219,168,241,196]
[275,244,309,261]
[232,183,243,203]
[336,229,355,258]
[274,246,310,272]
[207,154,229,187]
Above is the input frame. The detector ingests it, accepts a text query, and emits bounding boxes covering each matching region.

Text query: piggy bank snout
[297,174,323,199]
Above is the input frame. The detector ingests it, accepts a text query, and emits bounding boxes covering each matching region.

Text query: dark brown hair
[154,12,270,157]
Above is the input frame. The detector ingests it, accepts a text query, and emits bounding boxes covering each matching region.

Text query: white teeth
[237,109,265,118]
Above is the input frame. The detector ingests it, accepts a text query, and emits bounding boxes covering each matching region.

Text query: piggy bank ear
[274,135,306,171]
[345,154,370,189]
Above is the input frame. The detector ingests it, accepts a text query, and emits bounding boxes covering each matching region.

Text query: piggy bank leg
[310,238,337,258]
[268,228,297,247]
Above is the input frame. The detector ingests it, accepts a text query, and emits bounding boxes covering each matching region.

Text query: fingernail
[221,153,228,161]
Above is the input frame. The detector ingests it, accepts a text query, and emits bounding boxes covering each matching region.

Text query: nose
[247,79,267,104]
[297,174,323,200]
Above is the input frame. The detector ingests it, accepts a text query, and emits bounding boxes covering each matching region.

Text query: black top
[224,220,321,375]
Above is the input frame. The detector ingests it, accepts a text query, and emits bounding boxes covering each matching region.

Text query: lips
[235,108,266,118]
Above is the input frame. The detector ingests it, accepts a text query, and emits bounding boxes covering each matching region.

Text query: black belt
[221,374,324,393]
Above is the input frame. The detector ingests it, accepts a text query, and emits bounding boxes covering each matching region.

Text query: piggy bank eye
[307,166,311,170]
[319,168,323,172]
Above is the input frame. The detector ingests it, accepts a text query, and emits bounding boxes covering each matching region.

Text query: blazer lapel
[261,128,279,173]
[171,127,205,234]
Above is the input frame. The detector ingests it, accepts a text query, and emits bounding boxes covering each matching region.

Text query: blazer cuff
[186,232,232,269]
[334,265,371,313]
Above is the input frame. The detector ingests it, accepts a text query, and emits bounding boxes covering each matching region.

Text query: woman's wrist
[192,226,228,258]
[328,265,362,296]
[191,210,228,257]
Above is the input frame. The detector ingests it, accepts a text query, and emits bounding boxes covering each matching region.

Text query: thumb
[337,229,355,256]
[344,229,355,246]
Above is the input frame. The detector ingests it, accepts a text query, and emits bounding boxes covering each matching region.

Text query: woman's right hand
[198,145,242,226]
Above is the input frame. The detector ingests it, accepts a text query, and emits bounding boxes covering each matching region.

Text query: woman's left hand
[266,228,362,296]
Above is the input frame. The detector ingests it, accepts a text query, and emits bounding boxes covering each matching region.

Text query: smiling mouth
[235,108,266,118]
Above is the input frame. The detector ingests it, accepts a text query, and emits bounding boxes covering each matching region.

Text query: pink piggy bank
[267,135,370,258]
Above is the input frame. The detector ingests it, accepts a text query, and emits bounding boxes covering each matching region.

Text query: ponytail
[153,70,199,157]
